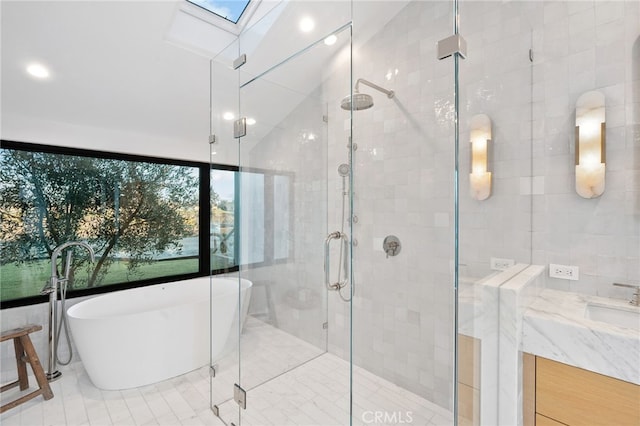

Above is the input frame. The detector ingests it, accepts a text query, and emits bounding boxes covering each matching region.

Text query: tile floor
[1,317,453,426]
[216,353,453,426]
[0,361,219,426]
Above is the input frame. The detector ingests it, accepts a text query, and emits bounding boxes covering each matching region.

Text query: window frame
[236,166,295,269]
[0,140,230,308]
[186,0,252,24]
[0,140,294,308]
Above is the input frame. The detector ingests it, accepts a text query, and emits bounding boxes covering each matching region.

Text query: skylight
[187,0,251,24]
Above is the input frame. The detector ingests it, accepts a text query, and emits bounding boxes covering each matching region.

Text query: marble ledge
[522,289,640,385]
[458,264,529,339]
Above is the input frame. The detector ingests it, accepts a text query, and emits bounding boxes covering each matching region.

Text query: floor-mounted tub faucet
[42,241,95,381]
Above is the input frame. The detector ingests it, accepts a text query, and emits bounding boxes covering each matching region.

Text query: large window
[211,168,237,271]
[0,141,292,307]
[211,168,293,270]
[0,141,206,305]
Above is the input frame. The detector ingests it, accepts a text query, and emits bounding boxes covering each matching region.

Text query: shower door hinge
[234,118,247,139]
[437,34,467,60]
[323,322,328,329]
[209,134,216,144]
[212,405,219,417]
[323,115,328,123]
[233,383,247,409]
[233,54,247,69]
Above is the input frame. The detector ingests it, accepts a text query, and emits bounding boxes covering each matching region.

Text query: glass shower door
[235,18,353,426]
[209,36,242,426]
[233,29,351,426]
[457,2,535,425]
[208,0,353,420]
[347,1,458,424]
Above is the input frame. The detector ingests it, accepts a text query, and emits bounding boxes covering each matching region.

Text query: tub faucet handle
[40,282,55,295]
[613,283,640,306]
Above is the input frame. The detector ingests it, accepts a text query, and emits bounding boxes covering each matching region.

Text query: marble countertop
[522,289,640,385]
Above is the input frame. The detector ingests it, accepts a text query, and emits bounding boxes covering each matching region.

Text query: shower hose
[56,281,74,365]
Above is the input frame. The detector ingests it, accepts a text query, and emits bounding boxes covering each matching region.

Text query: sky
[188,0,251,23]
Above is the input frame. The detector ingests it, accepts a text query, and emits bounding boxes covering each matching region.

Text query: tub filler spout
[46,241,95,381]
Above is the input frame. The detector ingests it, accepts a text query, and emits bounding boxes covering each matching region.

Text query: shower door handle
[324,231,346,291]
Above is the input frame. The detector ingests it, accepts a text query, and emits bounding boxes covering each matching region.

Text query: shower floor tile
[216,352,453,426]
[0,318,452,426]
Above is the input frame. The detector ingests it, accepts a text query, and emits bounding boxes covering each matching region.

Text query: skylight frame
[187,0,252,25]
[179,0,261,37]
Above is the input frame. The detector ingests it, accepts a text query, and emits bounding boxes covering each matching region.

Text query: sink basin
[586,303,640,330]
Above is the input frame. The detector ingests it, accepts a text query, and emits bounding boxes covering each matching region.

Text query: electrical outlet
[549,263,579,281]
[490,257,515,271]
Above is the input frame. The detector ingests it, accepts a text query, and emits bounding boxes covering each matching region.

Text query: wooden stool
[0,324,54,413]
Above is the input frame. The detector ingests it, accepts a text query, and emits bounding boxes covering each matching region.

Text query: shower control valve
[383,235,401,258]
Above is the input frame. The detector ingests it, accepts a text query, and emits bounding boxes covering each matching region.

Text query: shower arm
[355,78,395,99]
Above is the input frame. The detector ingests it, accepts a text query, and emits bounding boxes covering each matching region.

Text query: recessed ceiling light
[26,63,50,79]
[299,17,314,33]
[246,118,256,125]
[223,111,235,120]
[324,35,337,46]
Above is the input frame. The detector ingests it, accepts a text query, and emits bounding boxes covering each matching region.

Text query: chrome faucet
[613,283,640,306]
[45,241,95,381]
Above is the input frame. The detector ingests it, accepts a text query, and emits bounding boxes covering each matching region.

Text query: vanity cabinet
[523,353,640,426]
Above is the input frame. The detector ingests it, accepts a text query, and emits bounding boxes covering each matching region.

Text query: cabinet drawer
[535,414,566,426]
[536,356,640,425]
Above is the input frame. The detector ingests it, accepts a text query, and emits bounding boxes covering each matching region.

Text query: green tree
[0,149,199,288]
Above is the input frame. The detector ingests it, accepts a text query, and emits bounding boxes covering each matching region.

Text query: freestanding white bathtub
[67,277,252,390]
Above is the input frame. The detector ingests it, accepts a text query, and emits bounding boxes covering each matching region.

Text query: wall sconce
[469,114,492,200]
[575,91,606,199]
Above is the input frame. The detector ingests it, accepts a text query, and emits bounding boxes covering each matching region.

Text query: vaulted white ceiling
[1,0,408,163]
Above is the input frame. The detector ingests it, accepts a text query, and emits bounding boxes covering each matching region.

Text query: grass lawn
[0,258,199,302]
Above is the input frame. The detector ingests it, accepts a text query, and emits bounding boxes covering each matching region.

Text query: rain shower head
[340,78,394,111]
[338,163,350,177]
[341,93,374,111]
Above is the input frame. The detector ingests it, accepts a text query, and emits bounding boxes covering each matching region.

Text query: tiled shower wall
[237,89,329,351]
[458,0,639,296]
[459,0,638,297]
[326,0,639,412]
[458,1,536,279]
[328,0,456,409]
[528,0,639,297]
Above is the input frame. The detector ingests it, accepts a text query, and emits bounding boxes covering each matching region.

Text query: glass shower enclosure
[208,2,354,424]
[206,1,463,424]
[206,0,640,425]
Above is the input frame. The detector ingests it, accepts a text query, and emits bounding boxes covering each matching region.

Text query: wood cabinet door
[536,357,640,426]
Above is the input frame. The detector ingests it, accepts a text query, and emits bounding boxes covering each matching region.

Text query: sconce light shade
[470,114,492,200]
[575,91,606,199]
